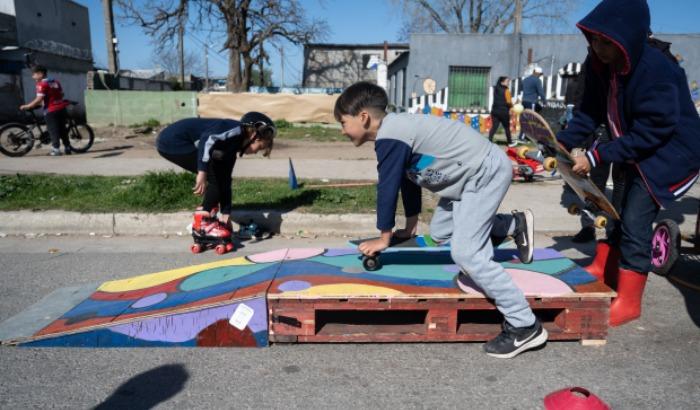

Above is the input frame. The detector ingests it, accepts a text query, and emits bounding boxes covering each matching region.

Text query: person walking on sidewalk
[335,81,545,359]
[517,66,546,142]
[19,66,71,156]
[156,113,276,229]
[488,76,515,147]
[558,0,700,326]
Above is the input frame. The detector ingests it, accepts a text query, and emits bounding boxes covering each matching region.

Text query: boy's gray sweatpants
[430,144,536,328]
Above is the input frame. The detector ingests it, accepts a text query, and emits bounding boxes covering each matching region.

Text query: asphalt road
[1,235,698,409]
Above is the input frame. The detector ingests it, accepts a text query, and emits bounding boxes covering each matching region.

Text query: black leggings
[488,111,512,144]
[45,109,70,149]
[158,150,234,214]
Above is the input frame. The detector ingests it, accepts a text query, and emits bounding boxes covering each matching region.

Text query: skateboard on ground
[348,235,448,271]
[519,109,620,229]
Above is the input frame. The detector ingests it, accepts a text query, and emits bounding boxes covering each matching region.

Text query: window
[448,66,490,110]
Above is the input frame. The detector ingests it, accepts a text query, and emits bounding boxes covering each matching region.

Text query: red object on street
[544,387,610,410]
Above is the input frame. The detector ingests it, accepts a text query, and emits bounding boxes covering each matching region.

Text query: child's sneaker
[512,209,534,263]
[483,319,548,359]
[508,141,518,147]
[48,148,62,156]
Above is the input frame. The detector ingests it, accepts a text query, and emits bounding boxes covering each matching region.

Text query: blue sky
[75,0,700,86]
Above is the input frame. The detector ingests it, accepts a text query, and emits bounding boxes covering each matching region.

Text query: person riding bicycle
[19,65,71,156]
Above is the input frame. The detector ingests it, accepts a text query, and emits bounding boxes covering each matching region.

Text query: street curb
[0,210,423,237]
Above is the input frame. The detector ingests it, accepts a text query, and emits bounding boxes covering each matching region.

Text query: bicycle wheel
[66,122,94,153]
[0,123,34,157]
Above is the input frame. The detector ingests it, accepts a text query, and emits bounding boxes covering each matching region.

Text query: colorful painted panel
[21,253,289,347]
[1,247,612,348]
[268,247,610,299]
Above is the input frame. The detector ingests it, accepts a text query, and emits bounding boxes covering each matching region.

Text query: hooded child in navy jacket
[557,0,700,326]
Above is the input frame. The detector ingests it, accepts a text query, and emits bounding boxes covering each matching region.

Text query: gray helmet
[240,111,276,157]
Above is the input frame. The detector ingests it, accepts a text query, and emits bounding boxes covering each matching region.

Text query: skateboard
[519,109,620,229]
[348,235,449,271]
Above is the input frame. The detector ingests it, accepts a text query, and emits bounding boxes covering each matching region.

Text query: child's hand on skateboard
[572,154,591,176]
[193,171,207,196]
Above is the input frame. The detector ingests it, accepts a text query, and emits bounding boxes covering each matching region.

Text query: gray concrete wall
[303,45,408,88]
[14,0,92,67]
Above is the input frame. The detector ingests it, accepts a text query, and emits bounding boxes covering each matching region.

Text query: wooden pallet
[266,247,614,345]
[269,295,610,345]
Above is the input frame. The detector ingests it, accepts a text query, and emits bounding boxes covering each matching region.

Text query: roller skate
[190,209,235,255]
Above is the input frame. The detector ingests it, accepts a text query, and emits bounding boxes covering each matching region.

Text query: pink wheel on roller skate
[225,243,234,252]
[651,219,679,276]
[190,243,202,254]
[215,244,227,255]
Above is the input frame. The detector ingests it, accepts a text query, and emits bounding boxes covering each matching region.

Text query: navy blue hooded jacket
[557,0,700,207]
[156,118,243,172]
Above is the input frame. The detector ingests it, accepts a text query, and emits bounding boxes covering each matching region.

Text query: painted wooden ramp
[0,248,614,347]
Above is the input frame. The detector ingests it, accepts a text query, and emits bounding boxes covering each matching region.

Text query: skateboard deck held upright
[519,110,620,227]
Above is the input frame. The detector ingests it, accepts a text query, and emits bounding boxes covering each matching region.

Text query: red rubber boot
[584,241,620,286]
[609,268,648,327]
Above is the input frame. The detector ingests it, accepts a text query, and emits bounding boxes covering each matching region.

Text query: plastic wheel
[215,244,227,255]
[362,255,380,271]
[190,243,202,254]
[225,243,234,252]
[651,219,680,276]
[593,215,608,229]
[517,146,530,159]
[543,157,557,171]
[567,203,581,216]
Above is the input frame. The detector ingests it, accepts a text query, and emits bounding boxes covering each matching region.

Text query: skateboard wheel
[651,219,680,276]
[225,243,234,252]
[190,243,202,254]
[593,216,608,229]
[543,157,557,171]
[215,244,227,255]
[362,256,380,271]
[567,204,581,216]
[517,146,530,159]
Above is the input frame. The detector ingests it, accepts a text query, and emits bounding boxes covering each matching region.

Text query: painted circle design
[277,280,312,292]
[131,292,168,308]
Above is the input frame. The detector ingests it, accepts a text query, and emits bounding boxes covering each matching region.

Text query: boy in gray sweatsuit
[335,82,547,359]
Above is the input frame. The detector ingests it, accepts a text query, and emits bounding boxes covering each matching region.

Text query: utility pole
[102,0,118,73]
[204,44,209,91]
[514,0,523,79]
[178,20,185,88]
[280,46,285,88]
[514,0,522,35]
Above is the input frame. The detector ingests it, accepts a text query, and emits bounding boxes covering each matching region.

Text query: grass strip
[0,172,378,214]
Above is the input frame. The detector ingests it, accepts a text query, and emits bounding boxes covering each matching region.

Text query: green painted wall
[85,90,197,126]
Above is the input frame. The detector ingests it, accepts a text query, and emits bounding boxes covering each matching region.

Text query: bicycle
[0,101,95,157]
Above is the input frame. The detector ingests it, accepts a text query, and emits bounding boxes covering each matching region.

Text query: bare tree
[116,0,327,92]
[151,48,204,77]
[394,0,579,38]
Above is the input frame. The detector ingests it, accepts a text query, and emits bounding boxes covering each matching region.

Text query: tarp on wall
[198,92,339,123]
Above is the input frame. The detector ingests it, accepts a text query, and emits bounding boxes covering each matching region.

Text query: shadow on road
[667,254,700,328]
[93,363,189,409]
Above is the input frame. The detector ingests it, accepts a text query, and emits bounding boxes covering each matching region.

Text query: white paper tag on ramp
[229,303,254,330]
